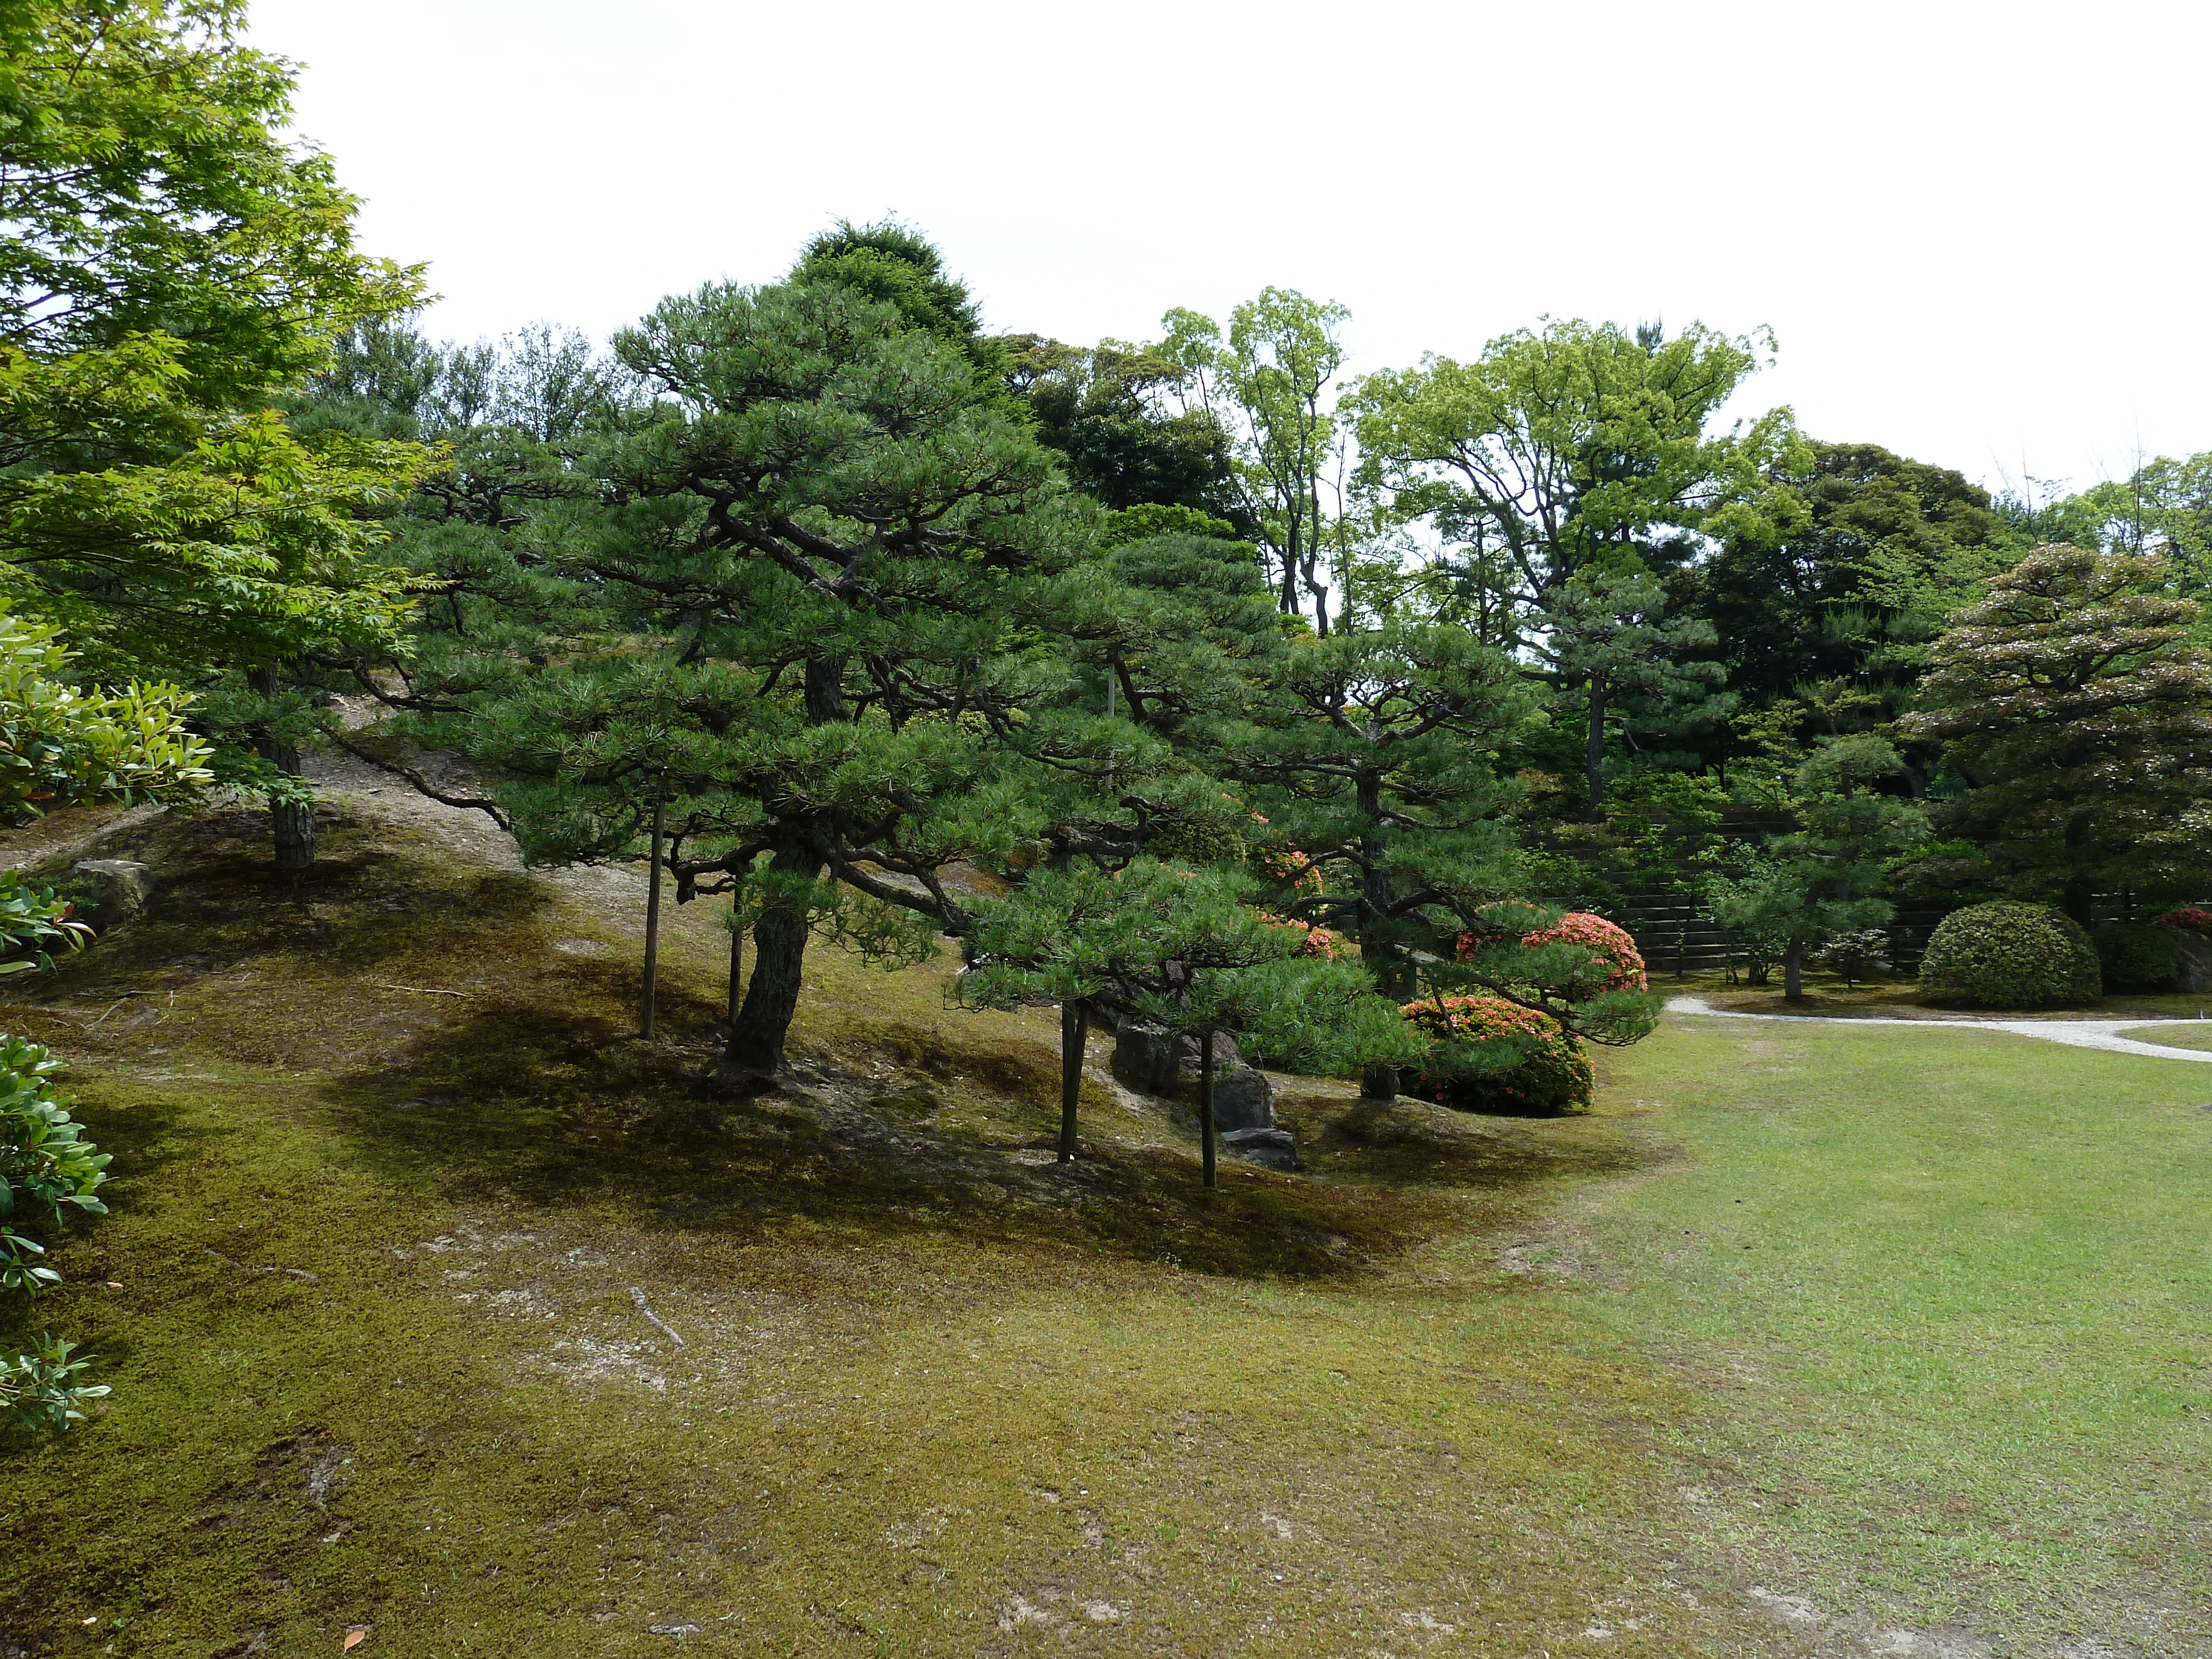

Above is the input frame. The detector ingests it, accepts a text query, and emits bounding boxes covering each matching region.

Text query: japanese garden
[3,4,2209,1656]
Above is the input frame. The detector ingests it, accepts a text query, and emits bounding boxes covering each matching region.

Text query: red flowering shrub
[1455,910,1647,997]
[1261,912,1344,959]
[1401,994,1593,1114]
[2152,907,2212,934]
[1257,845,1324,895]
[1522,912,1647,992]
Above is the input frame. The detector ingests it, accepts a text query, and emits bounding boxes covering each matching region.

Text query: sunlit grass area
[2117,1022,2212,1053]
[2,804,2206,1656]
[1579,1017,2212,1653]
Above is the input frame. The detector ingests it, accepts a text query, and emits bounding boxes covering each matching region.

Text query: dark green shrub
[2093,921,2183,990]
[1917,902,2101,1008]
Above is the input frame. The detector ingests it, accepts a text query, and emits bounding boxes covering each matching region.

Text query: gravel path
[1666,995,2212,1062]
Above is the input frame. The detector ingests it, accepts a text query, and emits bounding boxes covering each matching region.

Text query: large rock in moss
[1917,901,2101,1008]
[1109,1022,1274,1128]
[73,858,154,923]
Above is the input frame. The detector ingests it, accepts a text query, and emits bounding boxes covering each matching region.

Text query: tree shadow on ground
[318,990,1441,1279]
[1277,1091,1645,1191]
[317,959,1656,1282]
[8,807,548,1000]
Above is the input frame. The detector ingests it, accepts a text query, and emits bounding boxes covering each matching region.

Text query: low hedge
[1917,902,2101,1008]
[1403,994,1593,1114]
[2093,921,2183,990]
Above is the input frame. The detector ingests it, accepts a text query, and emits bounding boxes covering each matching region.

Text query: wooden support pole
[640,787,666,1040]
[1058,1001,1087,1163]
[1199,1027,1218,1190]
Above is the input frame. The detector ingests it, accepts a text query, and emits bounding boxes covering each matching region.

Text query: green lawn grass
[2119,1022,2212,1053]
[1580,1017,2212,1653]
[2,802,2207,1656]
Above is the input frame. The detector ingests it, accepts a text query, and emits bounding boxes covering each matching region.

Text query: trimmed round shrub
[1402,994,1594,1114]
[1917,902,2101,1008]
[2093,921,2183,990]
[1455,909,1649,998]
[1521,911,1649,994]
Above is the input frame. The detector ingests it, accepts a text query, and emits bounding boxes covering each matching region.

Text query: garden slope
[5,786,2205,1657]
[0,791,1795,1659]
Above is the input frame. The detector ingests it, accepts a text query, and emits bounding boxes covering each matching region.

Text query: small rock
[1110,1026,1275,1126]
[1220,1125,1297,1170]
[646,1623,703,1636]
[72,858,154,922]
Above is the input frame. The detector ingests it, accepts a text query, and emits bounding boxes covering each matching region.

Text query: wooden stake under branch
[1058,1001,1087,1162]
[640,786,666,1040]
[1199,1026,1217,1189]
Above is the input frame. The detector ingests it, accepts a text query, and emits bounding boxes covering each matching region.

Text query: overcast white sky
[248,0,2207,496]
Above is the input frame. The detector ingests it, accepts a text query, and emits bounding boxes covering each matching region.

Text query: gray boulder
[1108,1021,1276,1129]
[1360,1062,1401,1100]
[1106,1022,1283,1141]
[1109,1023,1183,1095]
[1208,1063,1274,1130]
[1220,1126,1297,1171]
[72,858,154,923]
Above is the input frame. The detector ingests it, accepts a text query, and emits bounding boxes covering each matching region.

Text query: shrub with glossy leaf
[1403,994,1594,1114]
[0,1037,106,1226]
[1917,902,2101,1008]
[0,873,89,976]
[0,1334,108,1432]
[2093,922,2182,990]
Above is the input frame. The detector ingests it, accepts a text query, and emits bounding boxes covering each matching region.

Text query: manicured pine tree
[1698,735,1927,999]
[434,250,1095,1078]
[1533,571,1729,810]
[1901,545,2212,924]
[1221,623,1531,999]
[959,860,1411,1182]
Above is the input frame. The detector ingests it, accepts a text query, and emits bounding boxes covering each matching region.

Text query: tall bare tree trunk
[724,841,821,1077]
[1057,1001,1087,1162]
[1586,673,1610,815]
[726,911,745,1028]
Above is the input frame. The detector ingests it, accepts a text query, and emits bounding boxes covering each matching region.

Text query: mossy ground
[2,800,2206,1656]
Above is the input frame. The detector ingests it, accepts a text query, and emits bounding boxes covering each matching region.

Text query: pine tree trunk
[1356,775,1413,998]
[270,795,315,872]
[2061,878,2095,929]
[1199,1027,1218,1189]
[250,667,315,871]
[724,844,821,1077]
[1783,937,1804,1000]
[1586,675,1609,813]
[726,912,745,1028]
[1057,1001,1087,1162]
